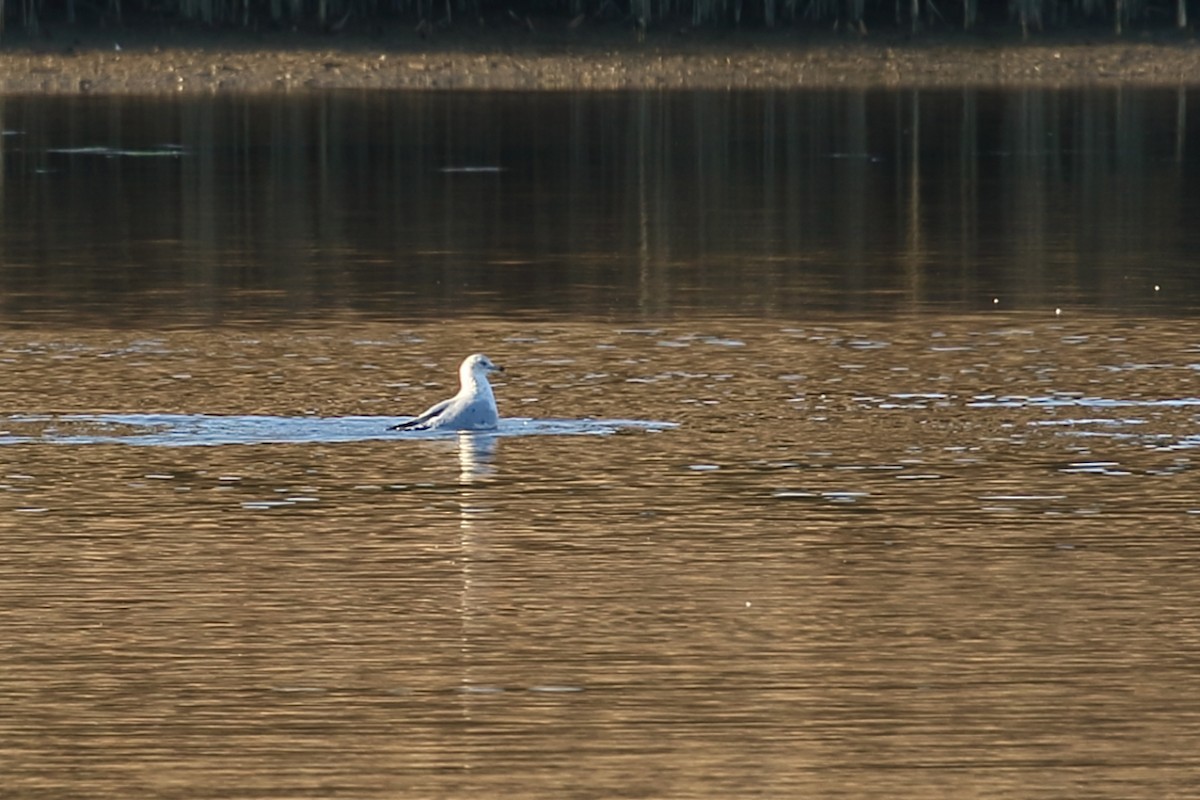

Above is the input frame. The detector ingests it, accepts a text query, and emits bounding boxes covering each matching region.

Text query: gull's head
[460,353,503,382]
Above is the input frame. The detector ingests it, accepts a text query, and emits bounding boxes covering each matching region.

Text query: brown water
[3,91,1200,798]
[3,317,1199,798]
[2,89,1199,321]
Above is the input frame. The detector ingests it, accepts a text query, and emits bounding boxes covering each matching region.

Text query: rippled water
[3,90,1200,799]
[3,317,1199,798]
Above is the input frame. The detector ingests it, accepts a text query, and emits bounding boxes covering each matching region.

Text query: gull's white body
[391,354,503,431]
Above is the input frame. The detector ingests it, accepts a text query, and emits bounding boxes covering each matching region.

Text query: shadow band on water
[0,414,676,447]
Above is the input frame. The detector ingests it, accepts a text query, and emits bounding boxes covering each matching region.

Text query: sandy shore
[2,23,1199,94]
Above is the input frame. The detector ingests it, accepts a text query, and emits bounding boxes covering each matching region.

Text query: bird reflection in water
[456,432,497,484]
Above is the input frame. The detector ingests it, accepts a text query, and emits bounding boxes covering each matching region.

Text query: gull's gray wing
[433,396,499,430]
[389,398,452,431]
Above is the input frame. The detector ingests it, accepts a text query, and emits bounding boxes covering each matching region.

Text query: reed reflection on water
[1,90,1200,799]
[0,88,1198,322]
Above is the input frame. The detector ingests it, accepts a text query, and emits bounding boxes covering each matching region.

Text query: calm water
[2,89,1200,321]
[2,90,1200,799]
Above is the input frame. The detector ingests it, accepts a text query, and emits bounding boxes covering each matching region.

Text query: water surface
[2,90,1200,799]
[2,88,1199,322]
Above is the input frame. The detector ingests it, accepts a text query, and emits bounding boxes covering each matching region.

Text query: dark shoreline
[2,23,1200,93]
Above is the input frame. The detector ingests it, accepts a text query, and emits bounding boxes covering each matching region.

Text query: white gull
[390,353,504,432]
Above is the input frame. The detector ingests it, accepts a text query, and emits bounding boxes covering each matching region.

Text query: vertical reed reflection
[0,89,1196,322]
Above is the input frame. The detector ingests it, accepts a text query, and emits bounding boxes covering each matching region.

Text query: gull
[390,354,504,431]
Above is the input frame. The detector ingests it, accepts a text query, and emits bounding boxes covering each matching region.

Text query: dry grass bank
[1,23,1199,93]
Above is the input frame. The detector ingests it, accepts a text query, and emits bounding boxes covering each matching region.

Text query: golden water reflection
[2,314,1199,798]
